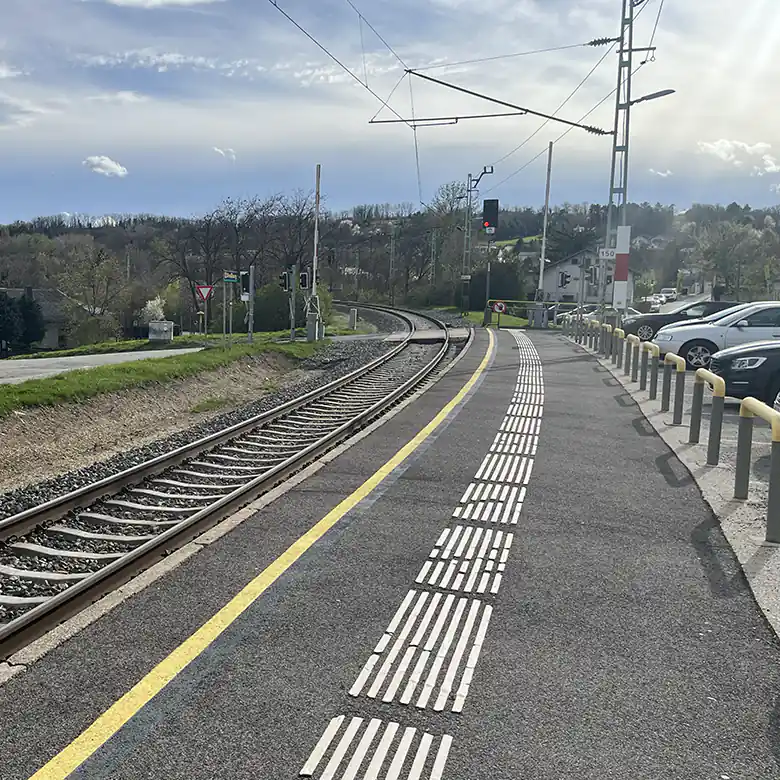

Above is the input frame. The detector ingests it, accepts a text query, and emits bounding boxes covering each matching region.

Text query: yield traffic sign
[196,285,214,302]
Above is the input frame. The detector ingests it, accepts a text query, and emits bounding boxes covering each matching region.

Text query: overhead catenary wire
[265,0,412,128]
[485,61,649,194]
[491,41,619,167]
[343,0,409,69]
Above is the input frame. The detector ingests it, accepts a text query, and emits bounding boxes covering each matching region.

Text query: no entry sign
[492,301,507,314]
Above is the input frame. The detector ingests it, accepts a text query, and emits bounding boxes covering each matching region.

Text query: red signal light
[484,221,490,227]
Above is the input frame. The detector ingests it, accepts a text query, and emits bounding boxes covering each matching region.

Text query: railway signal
[558,272,572,288]
[279,271,290,292]
[483,199,499,235]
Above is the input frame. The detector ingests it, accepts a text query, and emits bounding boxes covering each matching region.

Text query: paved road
[0,348,202,385]
[2,329,779,779]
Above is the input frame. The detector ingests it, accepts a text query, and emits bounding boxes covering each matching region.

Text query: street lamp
[629,89,675,106]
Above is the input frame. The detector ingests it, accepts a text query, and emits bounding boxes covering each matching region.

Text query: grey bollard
[639,349,649,391]
[631,344,640,382]
[661,363,672,411]
[767,441,780,543]
[649,356,659,400]
[673,370,686,424]
[689,379,704,444]
[624,342,632,376]
[734,414,754,499]
[616,340,624,369]
[707,395,724,465]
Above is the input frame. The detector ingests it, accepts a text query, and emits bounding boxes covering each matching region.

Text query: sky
[1,0,779,222]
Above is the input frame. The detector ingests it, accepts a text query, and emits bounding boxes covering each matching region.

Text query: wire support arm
[405,70,612,136]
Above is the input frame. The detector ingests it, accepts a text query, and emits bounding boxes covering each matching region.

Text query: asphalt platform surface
[1,329,779,779]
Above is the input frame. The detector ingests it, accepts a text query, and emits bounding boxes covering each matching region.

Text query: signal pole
[462,166,493,313]
[306,164,323,341]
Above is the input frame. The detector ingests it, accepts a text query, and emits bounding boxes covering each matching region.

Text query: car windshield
[700,303,753,322]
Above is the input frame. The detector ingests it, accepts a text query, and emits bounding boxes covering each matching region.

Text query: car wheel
[680,340,717,370]
[636,324,656,341]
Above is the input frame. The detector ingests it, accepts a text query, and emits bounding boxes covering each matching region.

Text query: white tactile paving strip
[299,332,542,778]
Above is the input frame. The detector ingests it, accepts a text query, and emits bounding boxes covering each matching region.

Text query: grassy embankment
[0,340,322,419]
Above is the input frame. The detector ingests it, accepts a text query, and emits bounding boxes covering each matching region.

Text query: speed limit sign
[492,301,507,314]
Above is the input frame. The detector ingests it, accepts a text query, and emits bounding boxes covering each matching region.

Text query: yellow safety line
[29,328,497,780]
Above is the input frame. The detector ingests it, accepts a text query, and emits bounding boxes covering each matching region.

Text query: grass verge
[441,308,529,328]
[0,341,322,419]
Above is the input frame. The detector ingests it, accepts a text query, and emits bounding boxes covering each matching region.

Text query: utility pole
[307,164,323,341]
[430,228,438,287]
[247,264,255,343]
[599,0,640,312]
[389,226,397,306]
[538,141,554,298]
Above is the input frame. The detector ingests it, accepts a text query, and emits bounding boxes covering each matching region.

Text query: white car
[660,288,678,302]
[655,302,780,368]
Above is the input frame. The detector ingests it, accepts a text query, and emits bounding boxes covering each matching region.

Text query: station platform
[2,330,780,779]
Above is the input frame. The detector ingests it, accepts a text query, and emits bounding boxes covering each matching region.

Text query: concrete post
[639,349,649,391]
[707,396,724,465]
[767,441,780,543]
[661,363,672,412]
[349,308,358,330]
[689,380,704,444]
[673,370,686,425]
[734,415,754,500]
[649,356,659,400]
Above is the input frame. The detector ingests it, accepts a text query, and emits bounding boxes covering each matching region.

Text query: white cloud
[87,90,148,104]
[213,146,236,161]
[82,155,128,177]
[89,0,225,7]
[696,139,773,166]
[649,169,673,178]
[0,63,22,79]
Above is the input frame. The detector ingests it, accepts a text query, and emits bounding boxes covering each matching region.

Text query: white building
[540,249,636,304]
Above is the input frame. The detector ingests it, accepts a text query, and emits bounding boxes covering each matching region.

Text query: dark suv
[620,300,741,341]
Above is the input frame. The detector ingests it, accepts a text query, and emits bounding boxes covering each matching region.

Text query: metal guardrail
[735,397,780,543]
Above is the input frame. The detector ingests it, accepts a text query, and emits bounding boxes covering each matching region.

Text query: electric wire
[343,0,409,69]
[485,61,648,194]
[491,41,618,167]
[265,0,412,128]
[414,43,587,71]
[647,0,666,50]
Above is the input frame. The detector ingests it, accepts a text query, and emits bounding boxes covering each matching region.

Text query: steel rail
[0,306,454,654]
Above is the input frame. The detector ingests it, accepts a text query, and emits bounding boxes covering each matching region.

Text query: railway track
[0,306,466,657]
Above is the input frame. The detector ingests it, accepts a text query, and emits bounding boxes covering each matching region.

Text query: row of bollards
[563,317,780,544]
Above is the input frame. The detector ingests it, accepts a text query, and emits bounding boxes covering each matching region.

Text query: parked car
[660,287,678,302]
[621,300,742,342]
[654,302,780,369]
[709,341,780,408]
[554,304,597,325]
[654,302,754,336]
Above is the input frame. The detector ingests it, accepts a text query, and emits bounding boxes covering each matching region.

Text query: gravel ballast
[0,338,400,521]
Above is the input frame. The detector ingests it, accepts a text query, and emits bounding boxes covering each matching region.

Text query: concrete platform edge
[567,336,780,639]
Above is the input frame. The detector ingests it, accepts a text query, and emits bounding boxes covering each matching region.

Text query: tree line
[1,186,778,348]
